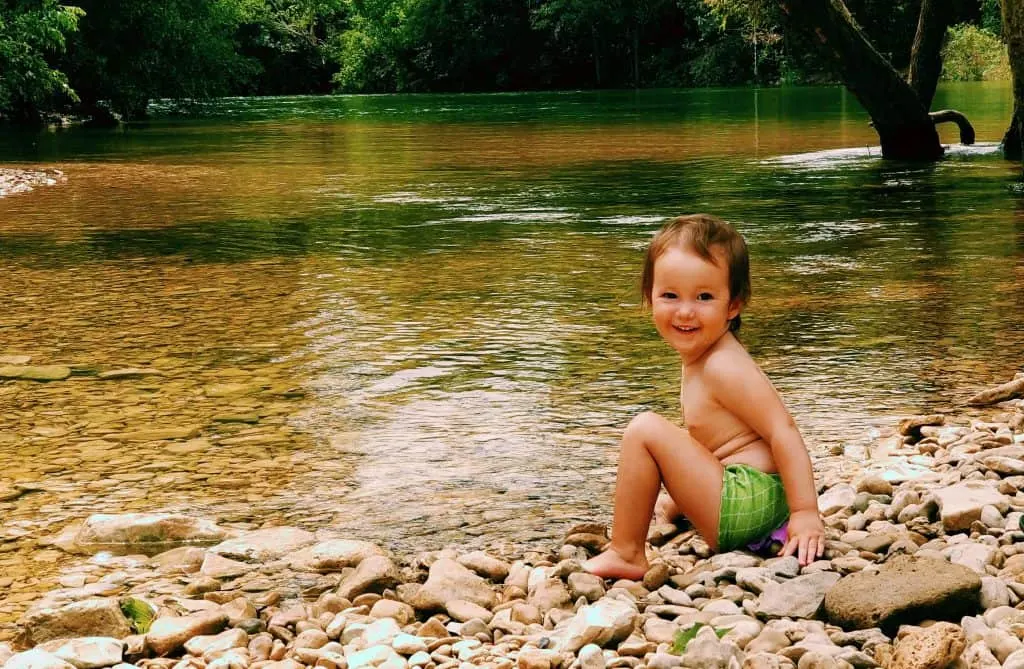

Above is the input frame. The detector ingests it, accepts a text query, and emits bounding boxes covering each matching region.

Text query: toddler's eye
[697,292,714,301]
[661,292,677,299]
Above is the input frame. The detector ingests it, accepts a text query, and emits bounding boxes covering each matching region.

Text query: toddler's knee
[625,411,663,440]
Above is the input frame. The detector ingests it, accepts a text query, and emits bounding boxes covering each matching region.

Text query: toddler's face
[650,244,741,363]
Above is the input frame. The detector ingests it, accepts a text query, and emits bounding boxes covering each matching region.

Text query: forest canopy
[0,0,1010,122]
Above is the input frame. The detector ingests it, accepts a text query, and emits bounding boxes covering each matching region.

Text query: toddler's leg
[583,411,725,580]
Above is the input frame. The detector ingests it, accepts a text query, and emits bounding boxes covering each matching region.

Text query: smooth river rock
[824,555,981,632]
[22,598,132,645]
[554,595,638,653]
[44,637,125,669]
[755,571,841,620]
[210,527,316,562]
[930,483,1009,532]
[75,513,227,552]
[410,558,497,612]
[146,611,228,656]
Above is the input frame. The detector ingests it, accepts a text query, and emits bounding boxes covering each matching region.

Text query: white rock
[983,627,1022,663]
[755,572,841,620]
[75,514,226,551]
[347,645,402,669]
[362,618,402,647]
[456,551,510,581]
[47,637,124,669]
[553,596,638,653]
[962,640,1000,669]
[980,577,1011,609]
[682,634,743,669]
[210,527,316,561]
[578,644,605,669]
[931,483,1009,532]
[392,634,427,656]
[1002,648,1024,669]
[310,540,386,571]
[207,649,249,669]
[4,649,78,669]
[410,559,496,611]
[183,629,248,657]
[818,485,856,516]
[943,543,996,574]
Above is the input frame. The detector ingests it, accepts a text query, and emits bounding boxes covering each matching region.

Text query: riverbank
[1,382,1022,669]
[0,168,65,198]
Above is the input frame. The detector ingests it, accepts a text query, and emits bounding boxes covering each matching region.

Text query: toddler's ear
[727,298,744,322]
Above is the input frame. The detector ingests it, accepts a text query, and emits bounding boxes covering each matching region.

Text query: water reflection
[0,82,1022,633]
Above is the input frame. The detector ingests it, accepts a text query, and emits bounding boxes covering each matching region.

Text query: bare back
[681,332,778,474]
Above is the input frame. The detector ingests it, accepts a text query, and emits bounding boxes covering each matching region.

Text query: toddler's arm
[705,354,824,565]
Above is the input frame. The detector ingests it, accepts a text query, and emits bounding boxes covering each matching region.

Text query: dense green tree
[239,0,349,94]
[62,0,257,120]
[0,0,81,123]
[0,0,1012,122]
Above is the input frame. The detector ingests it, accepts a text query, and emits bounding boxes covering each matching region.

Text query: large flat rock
[21,599,132,645]
[209,527,316,562]
[75,514,227,554]
[755,571,841,620]
[930,482,1009,532]
[824,555,981,633]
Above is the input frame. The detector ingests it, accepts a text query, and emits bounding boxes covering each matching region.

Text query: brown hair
[640,214,751,332]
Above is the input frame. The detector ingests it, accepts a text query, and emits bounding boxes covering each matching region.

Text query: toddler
[583,214,824,580]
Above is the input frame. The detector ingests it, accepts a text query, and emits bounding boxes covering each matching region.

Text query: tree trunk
[633,24,640,87]
[776,0,943,160]
[1002,0,1024,161]
[908,0,950,110]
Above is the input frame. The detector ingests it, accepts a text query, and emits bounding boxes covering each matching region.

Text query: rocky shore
[0,168,65,198]
[2,378,1024,669]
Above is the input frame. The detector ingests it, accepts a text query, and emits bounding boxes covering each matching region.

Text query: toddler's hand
[780,509,825,566]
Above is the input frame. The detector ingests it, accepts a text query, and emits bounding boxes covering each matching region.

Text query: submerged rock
[74,514,227,553]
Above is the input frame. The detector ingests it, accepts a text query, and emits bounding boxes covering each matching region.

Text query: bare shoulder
[700,336,771,393]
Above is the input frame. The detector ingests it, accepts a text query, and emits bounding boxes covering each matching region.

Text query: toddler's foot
[582,547,649,581]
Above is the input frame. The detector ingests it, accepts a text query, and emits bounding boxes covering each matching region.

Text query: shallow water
[0,83,1022,631]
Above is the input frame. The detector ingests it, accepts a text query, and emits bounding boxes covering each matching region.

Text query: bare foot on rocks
[581,546,649,581]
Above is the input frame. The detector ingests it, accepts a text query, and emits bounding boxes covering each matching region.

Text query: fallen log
[967,375,1024,406]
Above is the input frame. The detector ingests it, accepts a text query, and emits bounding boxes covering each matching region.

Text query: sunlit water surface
[1,83,1023,628]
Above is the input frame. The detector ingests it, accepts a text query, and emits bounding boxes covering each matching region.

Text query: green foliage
[62,0,259,119]
[0,0,1015,122]
[329,0,412,92]
[981,0,1001,35]
[239,0,350,94]
[0,0,82,122]
[670,623,730,655]
[941,23,1010,82]
[119,597,156,634]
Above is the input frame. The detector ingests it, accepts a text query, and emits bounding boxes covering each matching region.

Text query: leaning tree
[1002,0,1024,159]
[776,0,976,160]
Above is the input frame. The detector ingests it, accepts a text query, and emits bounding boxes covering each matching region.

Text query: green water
[0,84,1022,594]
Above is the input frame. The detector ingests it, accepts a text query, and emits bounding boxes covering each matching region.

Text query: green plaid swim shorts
[716,464,790,552]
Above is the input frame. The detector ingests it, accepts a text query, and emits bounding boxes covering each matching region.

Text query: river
[0,82,1021,634]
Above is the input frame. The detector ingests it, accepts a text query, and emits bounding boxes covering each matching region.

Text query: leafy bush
[0,1,83,122]
[941,23,1010,82]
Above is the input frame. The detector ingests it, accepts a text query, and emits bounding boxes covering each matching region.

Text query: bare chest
[681,379,751,450]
